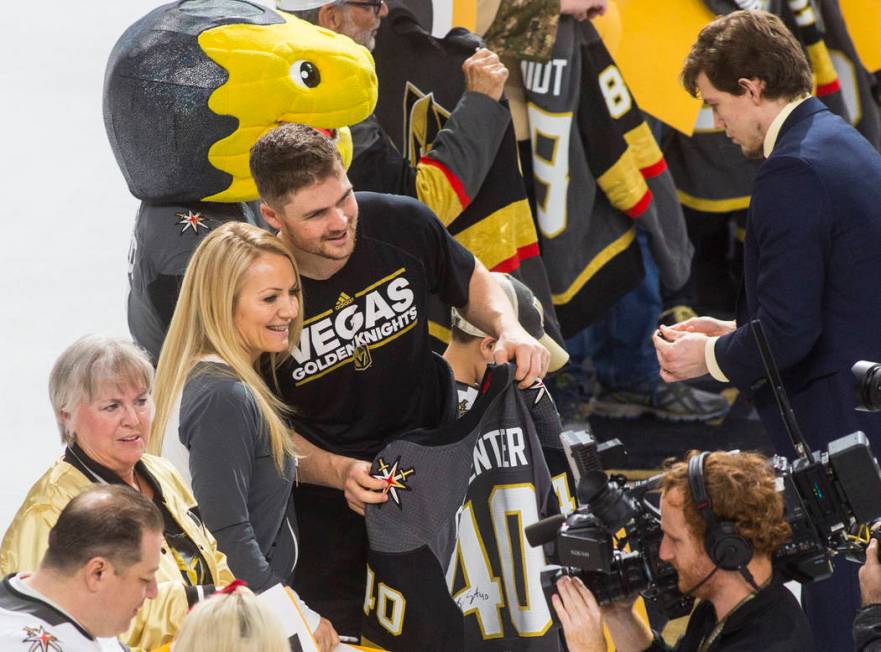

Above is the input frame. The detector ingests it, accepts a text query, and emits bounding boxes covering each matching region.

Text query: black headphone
[687,452,753,571]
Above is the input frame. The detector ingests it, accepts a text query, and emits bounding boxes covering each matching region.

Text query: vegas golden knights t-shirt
[274,192,474,459]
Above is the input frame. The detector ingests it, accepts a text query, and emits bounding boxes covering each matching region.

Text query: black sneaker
[547,368,592,424]
[590,382,730,422]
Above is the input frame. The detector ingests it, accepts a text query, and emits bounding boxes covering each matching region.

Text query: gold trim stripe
[596,156,649,214]
[428,320,452,344]
[355,267,406,297]
[676,190,751,213]
[807,41,839,87]
[454,199,537,270]
[552,226,637,305]
[302,308,333,327]
[623,123,663,172]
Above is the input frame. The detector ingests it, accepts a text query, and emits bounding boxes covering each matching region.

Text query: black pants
[663,206,745,315]
[292,484,367,638]
[801,555,861,652]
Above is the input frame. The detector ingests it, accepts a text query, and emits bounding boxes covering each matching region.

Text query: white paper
[257,583,319,651]
[256,584,367,651]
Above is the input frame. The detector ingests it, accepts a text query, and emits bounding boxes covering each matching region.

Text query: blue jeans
[567,229,662,392]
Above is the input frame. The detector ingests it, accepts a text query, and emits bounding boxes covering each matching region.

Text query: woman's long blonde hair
[173,586,289,652]
[150,222,303,472]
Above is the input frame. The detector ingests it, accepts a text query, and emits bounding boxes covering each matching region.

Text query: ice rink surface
[0,1,216,531]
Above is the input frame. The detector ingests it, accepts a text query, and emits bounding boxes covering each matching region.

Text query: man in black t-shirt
[551,451,815,652]
[249,123,550,636]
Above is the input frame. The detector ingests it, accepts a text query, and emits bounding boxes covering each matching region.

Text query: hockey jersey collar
[1,574,96,641]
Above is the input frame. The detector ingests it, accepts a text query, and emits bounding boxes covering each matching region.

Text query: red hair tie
[218,579,248,594]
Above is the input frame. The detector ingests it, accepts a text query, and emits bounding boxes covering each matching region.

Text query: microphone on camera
[525,514,566,548]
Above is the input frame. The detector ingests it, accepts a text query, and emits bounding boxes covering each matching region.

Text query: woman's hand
[313,617,340,652]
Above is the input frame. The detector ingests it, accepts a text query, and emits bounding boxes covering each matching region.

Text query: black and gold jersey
[362,364,563,651]
[369,2,563,348]
[518,18,692,334]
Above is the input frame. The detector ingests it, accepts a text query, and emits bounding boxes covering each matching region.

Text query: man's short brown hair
[41,485,163,574]
[681,10,812,101]
[660,450,790,557]
[249,123,342,207]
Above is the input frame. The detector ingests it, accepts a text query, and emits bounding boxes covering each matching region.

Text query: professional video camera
[527,321,881,618]
[772,430,881,579]
[525,430,694,619]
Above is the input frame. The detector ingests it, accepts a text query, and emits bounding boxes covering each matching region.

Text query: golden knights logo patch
[353,344,373,371]
[372,456,415,508]
[175,210,210,235]
[403,81,451,168]
[21,625,62,651]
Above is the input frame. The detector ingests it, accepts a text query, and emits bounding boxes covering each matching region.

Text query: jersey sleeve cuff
[185,585,215,608]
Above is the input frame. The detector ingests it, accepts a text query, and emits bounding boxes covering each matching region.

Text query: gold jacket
[0,453,235,651]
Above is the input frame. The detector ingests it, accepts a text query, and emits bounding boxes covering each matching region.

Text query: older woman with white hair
[0,335,235,651]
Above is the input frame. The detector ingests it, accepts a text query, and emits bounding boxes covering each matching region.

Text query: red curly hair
[660,450,790,556]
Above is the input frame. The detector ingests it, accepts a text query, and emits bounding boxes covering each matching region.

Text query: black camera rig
[527,320,881,619]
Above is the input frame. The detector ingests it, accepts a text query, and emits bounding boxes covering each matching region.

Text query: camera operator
[855,538,881,650]
[552,451,815,651]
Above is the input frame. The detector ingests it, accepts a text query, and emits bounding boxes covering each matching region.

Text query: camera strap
[697,573,769,652]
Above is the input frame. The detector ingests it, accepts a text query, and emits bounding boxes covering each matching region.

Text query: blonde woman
[150,222,338,651]
[172,585,288,652]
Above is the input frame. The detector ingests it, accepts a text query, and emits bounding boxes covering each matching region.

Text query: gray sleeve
[424,91,511,200]
[180,377,282,591]
[351,114,385,161]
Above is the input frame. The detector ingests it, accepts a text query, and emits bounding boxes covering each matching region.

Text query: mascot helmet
[104,0,377,203]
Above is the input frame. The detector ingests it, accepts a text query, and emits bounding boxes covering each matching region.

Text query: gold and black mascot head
[104,0,378,203]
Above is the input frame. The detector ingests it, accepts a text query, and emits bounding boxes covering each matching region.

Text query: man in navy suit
[653,11,881,651]
[654,9,881,456]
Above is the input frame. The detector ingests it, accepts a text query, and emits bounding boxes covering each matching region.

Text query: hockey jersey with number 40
[362,364,562,651]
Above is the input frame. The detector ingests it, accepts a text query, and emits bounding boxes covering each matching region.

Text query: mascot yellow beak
[201,14,376,201]
[104,2,377,204]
